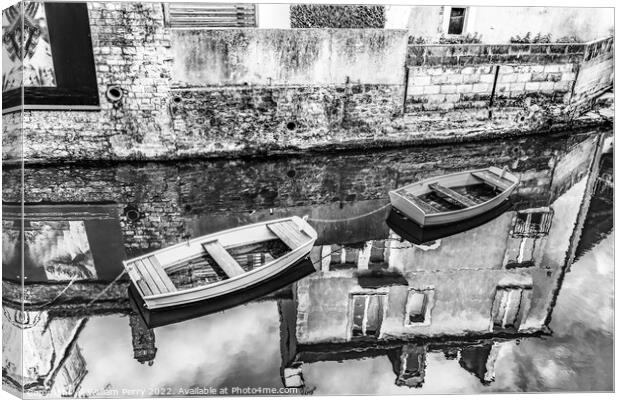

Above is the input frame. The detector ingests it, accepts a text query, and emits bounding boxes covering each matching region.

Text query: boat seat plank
[267,220,309,250]
[134,258,174,295]
[396,189,440,214]
[126,263,154,296]
[148,256,177,292]
[471,171,512,191]
[130,260,163,295]
[428,183,477,207]
[202,240,246,278]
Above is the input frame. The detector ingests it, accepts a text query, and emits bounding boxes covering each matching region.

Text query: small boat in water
[123,216,317,310]
[389,166,519,227]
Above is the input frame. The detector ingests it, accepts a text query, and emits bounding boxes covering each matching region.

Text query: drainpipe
[488,65,501,119]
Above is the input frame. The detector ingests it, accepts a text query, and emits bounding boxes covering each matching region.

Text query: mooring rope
[306,203,391,224]
[32,274,81,309]
[85,270,127,307]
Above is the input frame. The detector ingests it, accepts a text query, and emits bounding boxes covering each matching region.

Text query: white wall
[467,7,614,43]
[384,6,614,43]
[256,4,291,29]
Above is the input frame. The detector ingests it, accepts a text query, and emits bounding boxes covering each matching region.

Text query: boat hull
[389,167,519,226]
[129,257,317,328]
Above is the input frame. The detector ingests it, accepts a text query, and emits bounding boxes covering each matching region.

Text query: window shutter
[167,3,257,28]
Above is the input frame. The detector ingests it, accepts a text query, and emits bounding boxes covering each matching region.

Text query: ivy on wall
[290,5,385,29]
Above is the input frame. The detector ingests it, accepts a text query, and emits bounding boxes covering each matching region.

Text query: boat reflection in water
[386,200,513,245]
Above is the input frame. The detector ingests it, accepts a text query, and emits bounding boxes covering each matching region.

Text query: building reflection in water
[277,133,605,390]
[2,307,88,397]
[1,132,610,395]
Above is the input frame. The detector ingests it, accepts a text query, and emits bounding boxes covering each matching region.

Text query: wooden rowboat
[128,257,317,328]
[388,166,519,227]
[123,216,317,310]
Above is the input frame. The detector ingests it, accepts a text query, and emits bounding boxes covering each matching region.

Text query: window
[447,7,466,35]
[350,293,386,338]
[2,3,99,112]
[165,3,257,28]
[405,288,434,326]
[512,209,554,238]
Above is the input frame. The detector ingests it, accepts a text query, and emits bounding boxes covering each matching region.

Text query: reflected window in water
[491,286,532,332]
[512,208,554,238]
[350,293,386,338]
[405,288,434,326]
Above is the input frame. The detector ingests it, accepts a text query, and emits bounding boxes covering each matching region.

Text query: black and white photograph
[1,0,615,397]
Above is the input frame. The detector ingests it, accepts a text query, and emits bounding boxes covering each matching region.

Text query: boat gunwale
[389,167,519,220]
[123,216,317,300]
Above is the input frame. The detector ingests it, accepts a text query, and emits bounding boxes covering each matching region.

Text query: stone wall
[0,2,613,164]
[406,63,576,112]
[407,42,587,67]
[170,84,404,154]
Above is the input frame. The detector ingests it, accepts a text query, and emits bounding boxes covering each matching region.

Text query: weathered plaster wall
[572,37,615,104]
[171,29,408,87]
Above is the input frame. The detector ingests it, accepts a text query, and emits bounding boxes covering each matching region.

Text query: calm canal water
[2,132,613,396]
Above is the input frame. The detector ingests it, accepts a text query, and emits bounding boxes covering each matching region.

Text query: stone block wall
[407,57,579,112]
[406,40,612,115]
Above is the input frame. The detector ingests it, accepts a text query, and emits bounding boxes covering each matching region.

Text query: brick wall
[4,2,174,162]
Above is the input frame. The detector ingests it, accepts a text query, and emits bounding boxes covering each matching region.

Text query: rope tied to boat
[85,270,127,307]
[305,203,391,224]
